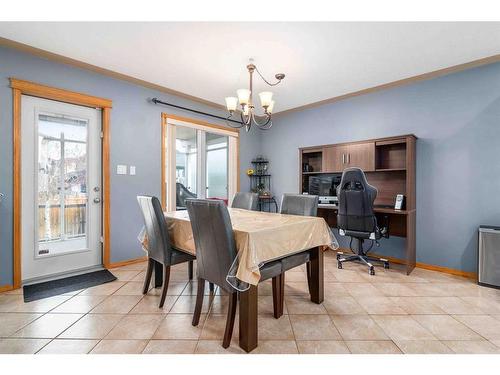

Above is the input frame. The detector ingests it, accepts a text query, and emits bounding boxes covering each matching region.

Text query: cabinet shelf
[372,168,406,172]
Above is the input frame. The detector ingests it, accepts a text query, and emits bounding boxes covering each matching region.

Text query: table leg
[154,260,163,288]
[239,284,258,353]
[272,274,285,318]
[309,246,324,303]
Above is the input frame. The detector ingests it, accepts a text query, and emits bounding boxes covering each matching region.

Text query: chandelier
[225,59,285,131]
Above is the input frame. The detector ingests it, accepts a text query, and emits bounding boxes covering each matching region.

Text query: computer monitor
[308,175,340,197]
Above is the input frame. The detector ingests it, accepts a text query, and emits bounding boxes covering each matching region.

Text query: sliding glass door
[205,132,228,201]
[163,116,238,211]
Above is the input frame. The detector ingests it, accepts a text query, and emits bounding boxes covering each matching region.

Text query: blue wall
[2,44,499,283]
[263,62,500,273]
[0,46,261,286]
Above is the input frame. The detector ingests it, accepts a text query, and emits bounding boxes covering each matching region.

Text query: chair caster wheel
[337,262,343,269]
[369,267,375,276]
[384,262,390,269]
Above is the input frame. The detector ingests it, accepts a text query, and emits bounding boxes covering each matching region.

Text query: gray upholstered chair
[231,192,259,211]
[279,193,320,294]
[186,199,285,348]
[137,195,196,308]
[336,167,389,275]
[280,193,319,217]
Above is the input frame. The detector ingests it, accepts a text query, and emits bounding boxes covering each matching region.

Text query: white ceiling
[1,22,500,112]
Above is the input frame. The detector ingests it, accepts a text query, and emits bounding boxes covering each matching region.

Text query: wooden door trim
[10,78,112,289]
[162,112,239,135]
[10,79,112,109]
[161,112,240,208]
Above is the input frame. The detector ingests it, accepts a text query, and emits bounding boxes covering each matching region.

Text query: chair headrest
[338,167,370,191]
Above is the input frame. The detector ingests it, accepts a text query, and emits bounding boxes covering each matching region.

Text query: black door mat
[23,269,117,302]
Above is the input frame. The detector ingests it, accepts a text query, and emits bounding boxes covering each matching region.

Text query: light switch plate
[117,165,127,175]
[130,166,136,175]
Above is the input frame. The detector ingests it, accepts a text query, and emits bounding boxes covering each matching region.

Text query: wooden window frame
[161,113,240,210]
[10,78,113,289]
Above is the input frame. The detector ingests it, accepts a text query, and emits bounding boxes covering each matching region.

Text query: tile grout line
[147,278,195,352]
[194,283,221,352]
[2,260,500,354]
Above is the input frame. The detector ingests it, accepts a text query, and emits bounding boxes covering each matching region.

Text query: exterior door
[164,118,238,212]
[205,132,228,202]
[21,96,102,283]
[174,125,198,208]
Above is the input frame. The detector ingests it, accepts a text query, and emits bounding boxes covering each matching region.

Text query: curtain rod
[151,97,243,125]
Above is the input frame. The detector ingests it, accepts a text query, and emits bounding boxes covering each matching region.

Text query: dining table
[143,207,337,352]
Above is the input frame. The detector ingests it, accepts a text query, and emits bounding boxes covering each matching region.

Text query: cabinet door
[346,142,375,171]
[323,145,348,172]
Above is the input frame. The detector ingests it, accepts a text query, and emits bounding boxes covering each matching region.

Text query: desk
[300,135,417,275]
[317,205,416,275]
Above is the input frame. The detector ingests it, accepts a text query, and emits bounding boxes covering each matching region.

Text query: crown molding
[274,53,500,117]
[0,36,225,111]
[2,36,500,117]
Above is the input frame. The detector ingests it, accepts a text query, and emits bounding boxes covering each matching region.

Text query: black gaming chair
[336,168,389,275]
[176,182,197,210]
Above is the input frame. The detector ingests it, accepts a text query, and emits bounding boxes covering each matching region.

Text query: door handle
[342,154,345,164]
[347,153,350,164]
[93,197,101,203]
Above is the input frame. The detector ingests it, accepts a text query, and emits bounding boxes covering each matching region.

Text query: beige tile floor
[2,250,500,354]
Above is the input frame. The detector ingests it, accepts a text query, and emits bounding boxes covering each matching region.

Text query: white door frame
[21,95,103,283]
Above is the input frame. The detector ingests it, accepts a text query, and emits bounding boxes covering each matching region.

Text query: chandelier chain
[254,66,284,87]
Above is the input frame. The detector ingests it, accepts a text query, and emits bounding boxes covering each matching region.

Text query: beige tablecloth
[160,208,337,286]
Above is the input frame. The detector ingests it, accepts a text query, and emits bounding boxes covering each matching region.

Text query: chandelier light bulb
[225,97,238,112]
[237,89,251,105]
[259,91,273,108]
[266,100,275,114]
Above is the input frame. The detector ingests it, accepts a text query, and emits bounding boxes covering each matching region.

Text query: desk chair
[137,195,196,307]
[336,168,389,275]
[176,182,197,210]
[231,192,259,211]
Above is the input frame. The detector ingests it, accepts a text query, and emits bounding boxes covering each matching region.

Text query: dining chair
[137,195,196,308]
[231,192,259,210]
[186,199,285,348]
[279,193,320,298]
[280,193,319,216]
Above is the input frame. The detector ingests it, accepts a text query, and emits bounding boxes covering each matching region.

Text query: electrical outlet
[130,166,136,175]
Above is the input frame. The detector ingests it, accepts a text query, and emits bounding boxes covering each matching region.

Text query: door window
[37,114,88,257]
